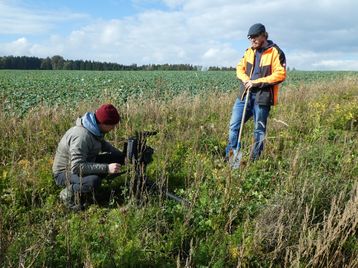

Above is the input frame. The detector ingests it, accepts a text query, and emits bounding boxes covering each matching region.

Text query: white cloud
[312,60,358,71]
[287,50,358,70]
[202,45,239,66]
[1,0,358,69]
[68,30,87,47]
[0,36,65,58]
[0,0,87,34]
[2,37,31,55]
[203,48,220,59]
[161,0,185,9]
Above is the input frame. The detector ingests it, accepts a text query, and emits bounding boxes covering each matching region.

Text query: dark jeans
[226,92,271,160]
[54,151,124,193]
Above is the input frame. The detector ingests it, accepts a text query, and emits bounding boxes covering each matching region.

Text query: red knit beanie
[95,104,120,125]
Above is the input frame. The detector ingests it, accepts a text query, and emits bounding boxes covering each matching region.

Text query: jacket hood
[78,112,103,137]
[266,40,274,49]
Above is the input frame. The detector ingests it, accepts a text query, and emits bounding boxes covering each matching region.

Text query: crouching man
[52,104,124,210]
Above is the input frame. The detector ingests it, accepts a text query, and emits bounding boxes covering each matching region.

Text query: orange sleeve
[236,52,250,82]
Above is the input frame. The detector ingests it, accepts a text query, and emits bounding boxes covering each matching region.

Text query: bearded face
[248,33,267,49]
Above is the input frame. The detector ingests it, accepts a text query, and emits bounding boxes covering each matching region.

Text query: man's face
[248,33,266,49]
[99,123,118,133]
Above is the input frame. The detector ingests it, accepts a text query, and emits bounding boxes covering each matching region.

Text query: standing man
[53,104,125,210]
[226,23,286,161]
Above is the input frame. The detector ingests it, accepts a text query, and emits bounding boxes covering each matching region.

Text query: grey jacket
[52,117,120,175]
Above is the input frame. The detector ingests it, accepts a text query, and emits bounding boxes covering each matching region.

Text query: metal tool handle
[237,88,250,145]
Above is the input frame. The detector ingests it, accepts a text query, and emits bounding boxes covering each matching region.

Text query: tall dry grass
[0,77,357,267]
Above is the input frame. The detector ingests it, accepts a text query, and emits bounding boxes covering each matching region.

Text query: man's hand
[244,80,255,90]
[108,163,121,174]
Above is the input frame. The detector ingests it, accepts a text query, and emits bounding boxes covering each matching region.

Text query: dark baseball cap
[248,23,266,37]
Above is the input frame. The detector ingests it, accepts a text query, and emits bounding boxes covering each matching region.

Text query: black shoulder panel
[273,45,286,66]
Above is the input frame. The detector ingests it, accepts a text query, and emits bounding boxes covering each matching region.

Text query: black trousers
[54,151,124,193]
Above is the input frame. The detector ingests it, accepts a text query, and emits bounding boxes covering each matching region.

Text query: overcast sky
[1,0,357,70]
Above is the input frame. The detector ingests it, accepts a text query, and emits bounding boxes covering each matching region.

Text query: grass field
[0,70,357,267]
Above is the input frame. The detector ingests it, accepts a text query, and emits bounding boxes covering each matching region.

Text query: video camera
[122,130,189,206]
[123,131,157,165]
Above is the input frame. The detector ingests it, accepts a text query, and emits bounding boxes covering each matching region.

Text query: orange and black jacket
[237,40,286,106]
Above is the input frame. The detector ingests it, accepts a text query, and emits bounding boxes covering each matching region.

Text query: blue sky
[1,0,358,70]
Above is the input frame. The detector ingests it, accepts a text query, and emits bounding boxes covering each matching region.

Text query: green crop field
[0,70,237,116]
[0,70,357,267]
[1,70,356,115]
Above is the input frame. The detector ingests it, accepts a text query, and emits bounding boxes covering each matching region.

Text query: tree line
[0,55,235,71]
